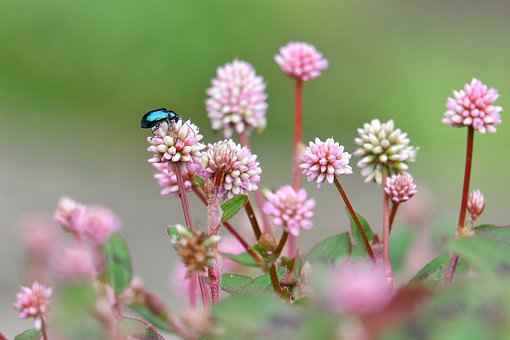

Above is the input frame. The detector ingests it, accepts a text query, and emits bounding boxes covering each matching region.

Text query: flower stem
[388,203,399,234]
[292,78,304,190]
[333,176,375,260]
[188,274,198,308]
[198,275,210,307]
[174,164,195,232]
[244,199,262,240]
[239,131,272,233]
[382,181,393,283]
[445,127,475,283]
[40,316,49,340]
[274,231,289,257]
[269,264,284,298]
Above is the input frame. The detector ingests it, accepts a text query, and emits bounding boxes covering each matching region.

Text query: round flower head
[263,185,315,236]
[76,206,121,245]
[443,79,503,133]
[326,261,393,315]
[300,138,352,186]
[54,196,86,234]
[467,189,485,222]
[201,139,262,200]
[384,172,417,204]
[275,42,328,81]
[172,225,220,274]
[153,162,200,196]
[53,244,97,281]
[206,60,268,137]
[354,119,418,184]
[147,120,205,164]
[14,282,52,329]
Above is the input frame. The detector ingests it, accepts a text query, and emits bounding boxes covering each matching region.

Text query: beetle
[140,108,180,129]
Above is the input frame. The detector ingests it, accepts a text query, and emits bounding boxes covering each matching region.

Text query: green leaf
[449,235,510,272]
[166,225,179,239]
[410,254,449,284]
[14,329,41,340]
[306,232,351,265]
[390,227,414,272]
[221,273,253,294]
[221,194,248,221]
[104,233,133,294]
[221,250,259,267]
[295,310,338,340]
[129,304,170,332]
[348,212,375,257]
[192,175,205,188]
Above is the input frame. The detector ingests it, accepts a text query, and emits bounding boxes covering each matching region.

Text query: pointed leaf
[410,254,449,284]
[220,250,258,267]
[221,273,253,294]
[14,329,41,340]
[449,235,510,272]
[348,212,375,255]
[104,233,133,293]
[306,232,351,264]
[129,304,170,332]
[221,195,248,221]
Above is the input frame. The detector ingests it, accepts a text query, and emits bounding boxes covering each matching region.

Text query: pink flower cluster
[152,162,196,196]
[443,78,503,133]
[327,261,393,315]
[206,60,268,137]
[384,173,417,204]
[300,138,352,186]
[202,139,262,200]
[275,42,328,81]
[14,282,52,329]
[55,197,121,245]
[263,185,315,236]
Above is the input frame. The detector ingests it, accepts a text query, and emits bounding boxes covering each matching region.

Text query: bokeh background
[2,0,509,335]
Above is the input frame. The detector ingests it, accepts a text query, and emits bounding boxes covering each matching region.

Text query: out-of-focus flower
[153,162,199,196]
[354,119,417,184]
[73,206,121,245]
[172,225,220,274]
[54,196,85,234]
[326,261,393,315]
[275,42,328,81]
[467,189,485,222]
[384,173,417,204]
[53,244,97,281]
[14,282,52,330]
[169,262,190,297]
[218,236,245,272]
[206,60,268,137]
[443,79,503,133]
[263,185,315,236]
[201,139,262,200]
[147,120,205,164]
[300,138,352,186]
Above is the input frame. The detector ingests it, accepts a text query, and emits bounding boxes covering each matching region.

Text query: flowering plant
[9,43,510,340]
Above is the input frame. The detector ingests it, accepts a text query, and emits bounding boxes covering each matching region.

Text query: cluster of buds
[171,225,220,274]
[384,173,417,204]
[14,282,52,330]
[467,189,485,223]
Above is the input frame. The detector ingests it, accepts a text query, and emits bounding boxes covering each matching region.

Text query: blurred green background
[1,0,509,334]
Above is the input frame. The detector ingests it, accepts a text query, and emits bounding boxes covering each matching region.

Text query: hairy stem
[445,127,475,283]
[292,78,304,190]
[244,199,262,240]
[174,163,195,232]
[333,176,375,260]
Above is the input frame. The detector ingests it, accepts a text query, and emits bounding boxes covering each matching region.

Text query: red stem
[292,78,304,190]
[333,176,375,260]
[174,163,195,232]
[388,203,399,233]
[198,276,210,307]
[274,231,289,257]
[40,316,49,340]
[244,200,262,240]
[382,179,393,282]
[188,274,198,308]
[445,127,475,283]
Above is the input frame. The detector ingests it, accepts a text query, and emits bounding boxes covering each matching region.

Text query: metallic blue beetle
[140,108,180,129]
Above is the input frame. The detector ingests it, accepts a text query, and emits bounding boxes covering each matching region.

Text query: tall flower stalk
[442,79,502,283]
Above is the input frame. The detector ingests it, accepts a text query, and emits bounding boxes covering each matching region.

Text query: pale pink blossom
[467,189,485,222]
[327,261,393,315]
[300,138,352,186]
[207,60,268,137]
[153,162,199,196]
[201,139,262,200]
[75,206,121,245]
[147,120,205,164]
[263,185,315,236]
[14,282,52,329]
[384,173,417,204]
[53,244,97,281]
[443,78,503,133]
[54,196,86,234]
[275,42,328,81]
